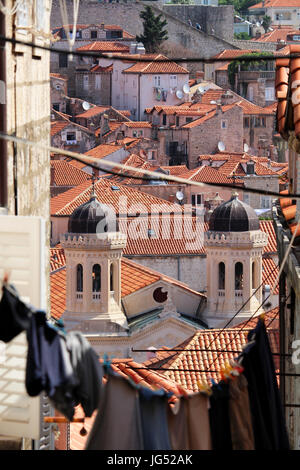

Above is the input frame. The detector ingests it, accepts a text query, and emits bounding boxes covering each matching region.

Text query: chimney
[255,31,261,39]
[129,43,137,54]
[195,70,204,82]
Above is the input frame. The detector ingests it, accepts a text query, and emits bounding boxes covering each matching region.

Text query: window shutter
[0,215,46,440]
[61,131,67,141]
[76,130,81,141]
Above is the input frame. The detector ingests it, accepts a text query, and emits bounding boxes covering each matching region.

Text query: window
[83,74,89,90]
[170,75,177,87]
[67,132,76,142]
[221,120,227,129]
[110,264,114,292]
[162,114,167,126]
[92,264,101,292]
[218,262,225,290]
[191,194,202,205]
[154,76,161,87]
[95,75,101,90]
[235,262,243,290]
[76,264,83,292]
[261,195,271,208]
[76,30,82,39]
[53,103,60,111]
[265,87,275,101]
[176,116,180,127]
[59,52,68,68]
[91,30,97,39]
[35,0,46,32]
[186,117,193,124]
[244,117,249,128]
[248,86,254,102]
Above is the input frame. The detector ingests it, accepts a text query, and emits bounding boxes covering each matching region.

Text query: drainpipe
[0,1,7,211]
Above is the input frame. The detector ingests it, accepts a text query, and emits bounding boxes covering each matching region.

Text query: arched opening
[218,262,225,290]
[110,263,114,292]
[235,262,243,290]
[76,264,83,292]
[252,261,258,289]
[92,264,101,292]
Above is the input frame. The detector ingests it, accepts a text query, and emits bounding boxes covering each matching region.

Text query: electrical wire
[0,131,295,200]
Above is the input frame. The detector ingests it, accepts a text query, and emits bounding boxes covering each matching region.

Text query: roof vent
[111,185,120,191]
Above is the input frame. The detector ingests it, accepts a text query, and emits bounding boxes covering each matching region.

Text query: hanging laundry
[25,311,79,420]
[139,387,172,450]
[185,392,213,450]
[65,331,104,418]
[0,284,32,342]
[241,318,290,450]
[167,397,189,450]
[156,88,162,101]
[162,90,168,102]
[228,374,255,450]
[209,381,232,450]
[85,372,144,450]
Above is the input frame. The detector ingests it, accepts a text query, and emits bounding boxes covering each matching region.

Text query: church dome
[68,195,112,234]
[208,192,260,232]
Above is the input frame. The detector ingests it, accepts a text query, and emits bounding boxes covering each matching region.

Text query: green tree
[234,32,251,40]
[227,51,273,89]
[136,6,168,53]
[262,15,272,33]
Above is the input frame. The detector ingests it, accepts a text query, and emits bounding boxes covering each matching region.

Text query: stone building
[204,193,268,328]
[0,0,52,451]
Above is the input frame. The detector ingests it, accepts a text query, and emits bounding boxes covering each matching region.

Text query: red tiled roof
[213,49,260,60]
[77,41,129,52]
[51,121,69,137]
[50,73,68,80]
[147,320,279,389]
[84,143,124,159]
[179,165,244,186]
[90,64,113,73]
[249,0,300,8]
[50,178,183,217]
[76,106,110,118]
[50,160,89,187]
[123,54,188,75]
[123,121,152,128]
[252,27,300,43]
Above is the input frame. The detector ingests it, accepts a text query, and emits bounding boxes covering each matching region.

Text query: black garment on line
[0,284,32,342]
[25,310,78,420]
[139,387,172,450]
[209,381,233,450]
[242,318,290,450]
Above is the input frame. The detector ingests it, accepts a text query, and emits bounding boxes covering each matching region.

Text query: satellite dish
[176,90,184,100]
[198,86,205,94]
[176,191,184,201]
[82,101,91,111]
[244,143,249,152]
[210,100,217,105]
[218,141,226,152]
[183,83,191,94]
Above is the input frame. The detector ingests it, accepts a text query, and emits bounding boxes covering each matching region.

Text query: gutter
[0,2,7,211]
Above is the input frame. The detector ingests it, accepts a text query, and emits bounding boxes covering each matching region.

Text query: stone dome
[208,193,260,232]
[68,195,115,234]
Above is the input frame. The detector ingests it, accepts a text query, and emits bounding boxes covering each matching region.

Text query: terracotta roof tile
[76,106,110,118]
[123,54,188,75]
[249,0,300,8]
[51,121,69,137]
[77,41,129,52]
[50,161,89,187]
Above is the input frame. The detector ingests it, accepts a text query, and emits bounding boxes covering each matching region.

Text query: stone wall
[50,0,239,62]
[162,4,234,42]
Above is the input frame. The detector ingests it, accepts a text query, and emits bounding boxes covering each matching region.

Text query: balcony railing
[235,290,243,298]
[238,70,275,81]
[218,289,225,297]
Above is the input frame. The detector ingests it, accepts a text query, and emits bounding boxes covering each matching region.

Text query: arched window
[252,261,257,289]
[76,264,83,292]
[235,262,243,290]
[92,264,101,292]
[110,263,114,292]
[218,262,225,290]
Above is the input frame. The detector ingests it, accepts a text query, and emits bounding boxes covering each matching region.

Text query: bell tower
[60,191,128,334]
[204,192,268,328]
